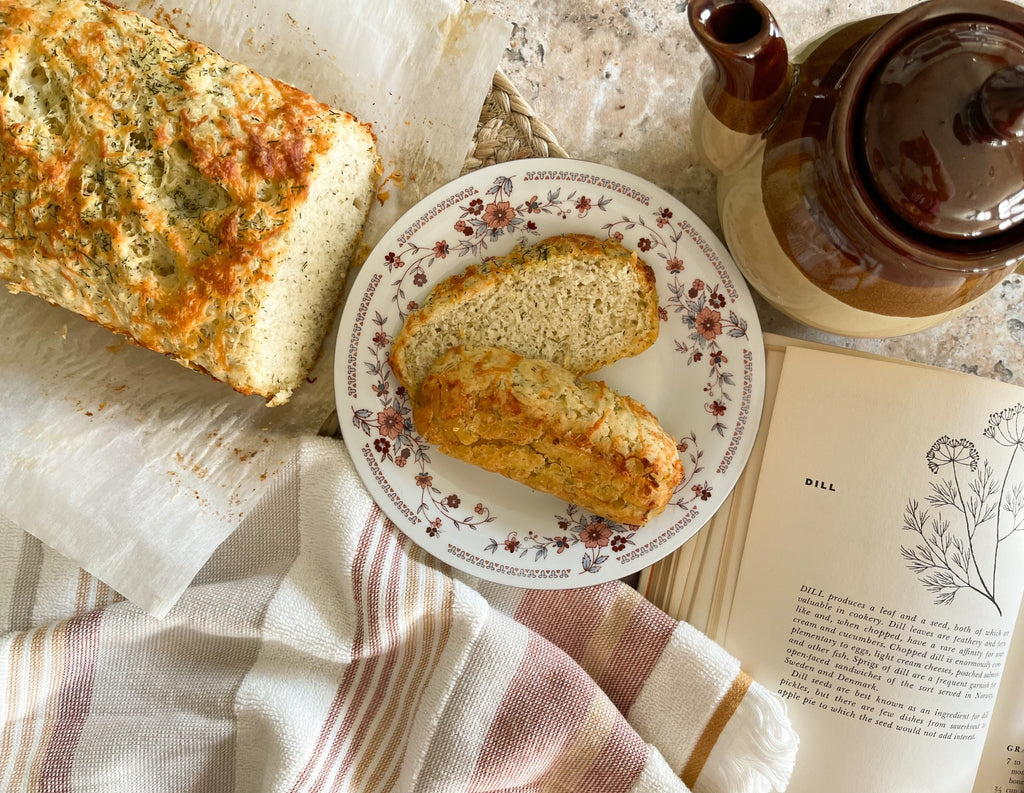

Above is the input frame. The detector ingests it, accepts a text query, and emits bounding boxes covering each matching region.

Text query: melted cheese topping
[0,0,344,375]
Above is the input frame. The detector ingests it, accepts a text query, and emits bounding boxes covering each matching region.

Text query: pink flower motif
[372,331,391,347]
[525,195,542,214]
[575,196,592,215]
[415,472,433,489]
[637,238,652,252]
[666,257,684,273]
[505,535,520,553]
[708,400,727,417]
[433,240,449,258]
[580,521,612,549]
[694,307,723,342]
[482,201,515,229]
[377,407,404,439]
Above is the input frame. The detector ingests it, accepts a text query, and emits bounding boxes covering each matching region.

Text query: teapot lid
[859,2,1024,240]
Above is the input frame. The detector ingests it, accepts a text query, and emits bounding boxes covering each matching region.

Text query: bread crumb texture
[413,346,683,526]
[0,0,380,404]
[389,233,660,396]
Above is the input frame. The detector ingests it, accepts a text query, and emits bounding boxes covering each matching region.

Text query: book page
[973,597,1024,793]
[724,346,1024,793]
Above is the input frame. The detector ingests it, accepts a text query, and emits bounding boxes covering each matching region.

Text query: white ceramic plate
[336,158,764,587]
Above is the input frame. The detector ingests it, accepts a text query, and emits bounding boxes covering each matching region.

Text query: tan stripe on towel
[8,534,45,632]
[29,622,67,789]
[680,671,752,788]
[578,589,638,680]
[11,628,48,787]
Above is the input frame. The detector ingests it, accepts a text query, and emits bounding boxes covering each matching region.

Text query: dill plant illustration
[901,404,1024,615]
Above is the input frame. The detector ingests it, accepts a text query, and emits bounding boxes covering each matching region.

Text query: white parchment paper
[0,0,511,617]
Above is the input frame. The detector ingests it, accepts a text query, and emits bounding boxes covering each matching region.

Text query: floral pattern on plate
[336,158,765,588]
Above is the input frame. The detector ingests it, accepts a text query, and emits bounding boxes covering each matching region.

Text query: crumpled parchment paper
[0,0,511,617]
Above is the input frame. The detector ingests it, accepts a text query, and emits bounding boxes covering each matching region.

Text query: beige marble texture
[469,0,1024,386]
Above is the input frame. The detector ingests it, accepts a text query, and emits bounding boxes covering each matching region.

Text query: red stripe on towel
[469,633,644,792]
[39,609,102,792]
[513,586,619,665]
[291,508,455,793]
[574,708,650,792]
[308,507,395,792]
[596,591,677,714]
[514,583,676,715]
[288,508,381,793]
[332,528,406,789]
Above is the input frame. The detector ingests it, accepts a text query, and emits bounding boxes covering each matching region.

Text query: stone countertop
[468,0,1024,387]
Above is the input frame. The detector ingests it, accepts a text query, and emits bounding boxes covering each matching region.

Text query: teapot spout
[689,0,793,174]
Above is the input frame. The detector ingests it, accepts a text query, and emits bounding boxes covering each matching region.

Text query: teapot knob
[975,64,1024,142]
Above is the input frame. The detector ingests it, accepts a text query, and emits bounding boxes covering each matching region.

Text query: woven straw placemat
[462,69,567,172]
[320,71,563,436]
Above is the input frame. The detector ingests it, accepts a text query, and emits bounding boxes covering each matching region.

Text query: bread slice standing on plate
[413,346,683,526]
[0,0,381,405]
[389,233,660,397]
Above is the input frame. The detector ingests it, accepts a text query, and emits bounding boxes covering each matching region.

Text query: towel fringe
[695,680,799,793]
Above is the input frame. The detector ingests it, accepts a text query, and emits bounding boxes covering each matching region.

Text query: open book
[640,333,1024,793]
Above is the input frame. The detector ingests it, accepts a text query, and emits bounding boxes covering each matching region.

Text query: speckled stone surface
[469,0,1024,386]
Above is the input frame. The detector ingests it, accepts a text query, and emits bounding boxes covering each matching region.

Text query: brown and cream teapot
[689,0,1024,336]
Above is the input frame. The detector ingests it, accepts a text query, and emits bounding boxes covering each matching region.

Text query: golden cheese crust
[413,345,684,526]
[0,0,378,400]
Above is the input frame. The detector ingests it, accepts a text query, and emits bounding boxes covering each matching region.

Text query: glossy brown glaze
[977,64,1024,141]
[688,0,793,135]
[698,0,1024,320]
[861,23,1024,239]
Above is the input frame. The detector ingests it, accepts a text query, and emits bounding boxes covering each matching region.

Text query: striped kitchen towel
[0,436,797,792]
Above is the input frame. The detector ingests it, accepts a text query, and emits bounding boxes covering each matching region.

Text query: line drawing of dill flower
[900,413,1024,616]
[925,435,978,474]
[982,403,1024,601]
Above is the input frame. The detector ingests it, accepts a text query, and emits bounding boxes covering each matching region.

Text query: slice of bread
[413,346,683,526]
[389,234,659,396]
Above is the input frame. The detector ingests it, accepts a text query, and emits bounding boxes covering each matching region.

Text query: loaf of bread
[390,234,659,396]
[0,0,381,405]
[413,346,683,526]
